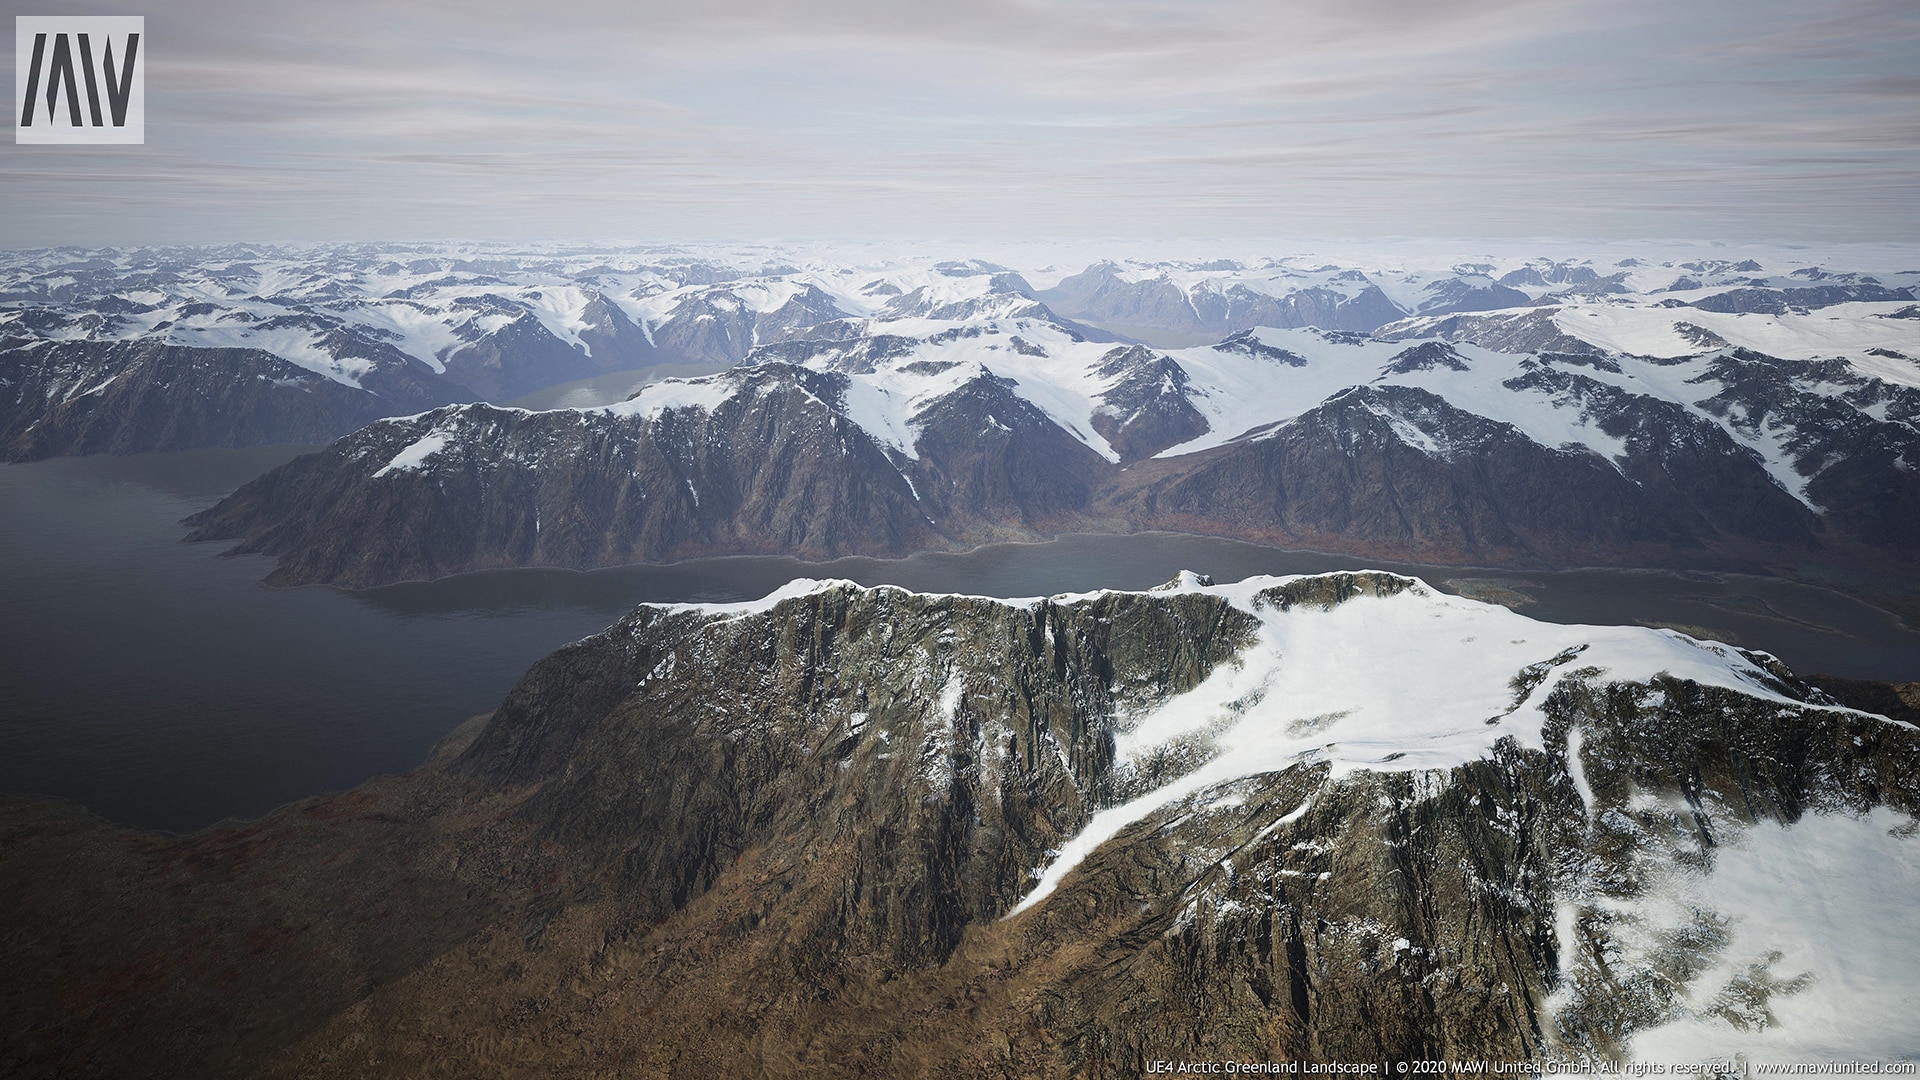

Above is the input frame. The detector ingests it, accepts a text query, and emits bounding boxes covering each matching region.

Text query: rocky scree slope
[3,572,1916,1076]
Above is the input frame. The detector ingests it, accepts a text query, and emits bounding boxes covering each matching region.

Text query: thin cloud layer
[1,0,1915,245]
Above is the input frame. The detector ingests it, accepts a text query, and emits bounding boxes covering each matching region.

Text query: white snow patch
[1565,727,1595,822]
[1007,575,1854,918]
[1558,302,1920,369]
[1152,329,1633,467]
[1623,808,1920,1063]
[333,301,464,373]
[518,286,597,356]
[1848,348,1920,390]
[166,323,376,388]
[372,432,450,477]
[659,577,862,619]
[840,378,922,459]
[601,374,741,420]
[935,671,964,725]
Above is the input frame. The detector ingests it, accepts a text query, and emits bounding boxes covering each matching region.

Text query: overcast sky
[4,0,1917,247]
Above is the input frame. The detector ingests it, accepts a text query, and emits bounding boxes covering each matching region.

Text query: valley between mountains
[6,244,1918,592]
[4,244,1919,1076]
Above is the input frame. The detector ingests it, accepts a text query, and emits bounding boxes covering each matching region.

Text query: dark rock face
[117,247,1906,592]
[461,584,1261,942]
[1499,262,1604,289]
[0,291,665,456]
[1038,264,1200,330]
[1499,358,1825,547]
[182,364,1116,586]
[1379,341,1472,375]
[756,283,854,339]
[441,310,607,401]
[1107,385,1711,563]
[1103,348,1907,565]
[1802,675,1920,724]
[1374,308,1604,355]
[902,371,1113,534]
[1691,284,1914,315]
[1673,321,1729,349]
[1089,345,1211,462]
[431,291,659,400]
[4,575,1916,1076]
[1320,283,1409,330]
[11,248,1913,474]
[0,253,872,461]
[184,338,1920,587]
[881,287,1036,323]
[1414,278,1533,316]
[0,340,470,461]
[643,285,854,366]
[1187,283,1405,334]
[744,332,924,373]
[1211,330,1310,366]
[573,292,659,369]
[641,294,760,364]
[1688,351,1920,547]
[1546,272,1632,299]
[184,365,936,585]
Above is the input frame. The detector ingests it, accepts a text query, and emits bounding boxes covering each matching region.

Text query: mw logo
[15,16,145,144]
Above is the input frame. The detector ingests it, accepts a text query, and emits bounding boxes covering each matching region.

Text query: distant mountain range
[5,244,1917,583]
[9,245,1920,1076]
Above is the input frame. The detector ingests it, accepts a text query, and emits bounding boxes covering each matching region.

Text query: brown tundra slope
[4,573,1918,1078]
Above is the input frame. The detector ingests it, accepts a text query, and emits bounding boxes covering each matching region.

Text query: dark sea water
[4,448,1917,834]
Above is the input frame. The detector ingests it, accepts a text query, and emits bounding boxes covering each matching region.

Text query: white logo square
[16,16,145,145]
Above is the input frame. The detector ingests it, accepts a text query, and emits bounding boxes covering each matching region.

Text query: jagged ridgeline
[8,246,1918,585]
[5,572,1917,1076]
[178,338,1920,588]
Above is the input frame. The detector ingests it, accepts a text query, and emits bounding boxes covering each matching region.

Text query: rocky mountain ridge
[4,572,1916,1075]
[0,338,468,459]
[6,244,1914,460]
[183,319,1920,587]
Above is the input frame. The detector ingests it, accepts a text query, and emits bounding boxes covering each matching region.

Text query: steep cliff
[4,573,1915,1077]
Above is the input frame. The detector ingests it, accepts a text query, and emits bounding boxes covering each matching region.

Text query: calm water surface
[4,448,1917,833]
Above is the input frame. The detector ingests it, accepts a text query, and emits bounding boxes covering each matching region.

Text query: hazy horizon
[4,0,1918,248]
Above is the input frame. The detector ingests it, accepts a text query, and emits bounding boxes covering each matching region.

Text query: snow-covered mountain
[7,243,1914,460]
[7,242,1918,580]
[7,572,1917,1071]
[0,245,1140,457]
[170,247,1917,585]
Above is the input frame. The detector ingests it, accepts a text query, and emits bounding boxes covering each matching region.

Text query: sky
[3,0,1918,247]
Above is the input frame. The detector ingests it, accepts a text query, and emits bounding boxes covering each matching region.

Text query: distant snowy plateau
[4,244,1919,585]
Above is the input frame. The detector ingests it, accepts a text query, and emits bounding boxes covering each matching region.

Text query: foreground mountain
[4,572,1916,1076]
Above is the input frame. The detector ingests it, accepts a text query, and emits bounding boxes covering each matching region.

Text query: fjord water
[4,449,1917,834]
